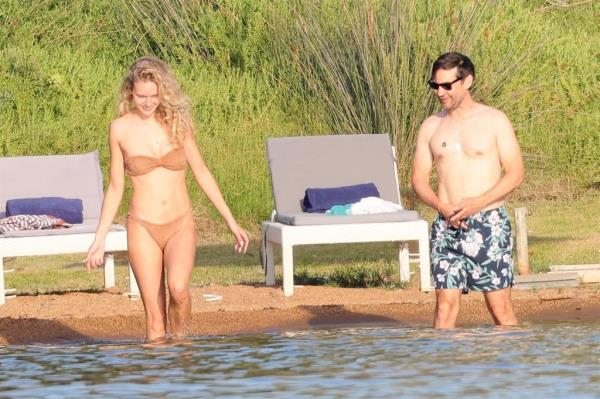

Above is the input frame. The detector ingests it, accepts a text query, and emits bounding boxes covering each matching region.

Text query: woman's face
[132,80,160,117]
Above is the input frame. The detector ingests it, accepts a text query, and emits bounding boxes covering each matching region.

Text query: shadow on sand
[299,304,405,330]
[0,317,90,345]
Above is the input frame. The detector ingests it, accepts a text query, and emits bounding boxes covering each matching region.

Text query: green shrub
[294,264,405,289]
[294,269,329,286]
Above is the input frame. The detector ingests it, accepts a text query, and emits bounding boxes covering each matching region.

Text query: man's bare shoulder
[419,112,445,135]
[472,104,513,133]
[475,104,510,122]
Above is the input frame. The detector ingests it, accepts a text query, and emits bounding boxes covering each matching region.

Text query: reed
[270,0,595,188]
[0,0,598,231]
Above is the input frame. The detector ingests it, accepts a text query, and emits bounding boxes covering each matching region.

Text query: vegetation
[1,1,598,224]
[0,0,598,292]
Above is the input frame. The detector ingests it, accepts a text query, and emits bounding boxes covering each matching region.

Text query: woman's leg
[163,213,196,338]
[127,217,167,341]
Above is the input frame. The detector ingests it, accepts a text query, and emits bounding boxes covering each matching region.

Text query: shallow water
[1,322,599,398]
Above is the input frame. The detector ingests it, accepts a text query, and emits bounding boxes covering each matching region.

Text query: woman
[85,57,249,342]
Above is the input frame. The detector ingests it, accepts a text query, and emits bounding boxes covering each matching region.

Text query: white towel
[349,197,403,215]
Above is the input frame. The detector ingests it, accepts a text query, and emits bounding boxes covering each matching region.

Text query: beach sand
[1,284,599,345]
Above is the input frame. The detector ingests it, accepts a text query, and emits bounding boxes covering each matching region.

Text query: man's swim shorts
[430,206,514,292]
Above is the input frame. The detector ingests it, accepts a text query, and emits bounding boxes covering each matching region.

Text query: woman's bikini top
[124,147,187,176]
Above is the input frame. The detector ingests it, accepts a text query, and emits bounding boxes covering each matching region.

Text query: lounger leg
[129,264,140,297]
[399,242,410,283]
[418,235,432,291]
[265,241,275,286]
[260,222,267,269]
[104,253,115,289]
[0,257,5,305]
[282,244,294,296]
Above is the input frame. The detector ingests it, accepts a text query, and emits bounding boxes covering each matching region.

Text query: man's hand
[450,197,486,224]
[439,202,467,229]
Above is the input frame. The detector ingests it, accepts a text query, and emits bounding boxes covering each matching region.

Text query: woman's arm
[85,122,126,270]
[183,131,249,253]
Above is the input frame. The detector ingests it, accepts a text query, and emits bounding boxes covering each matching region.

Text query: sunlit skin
[412,66,524,329]
[131,81,160,119]
[85,78,249,341]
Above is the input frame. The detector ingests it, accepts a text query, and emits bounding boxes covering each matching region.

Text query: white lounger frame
[260,135,433,296]
[0,150,142,305]
[261,220,432,296]
[0,229,140,305]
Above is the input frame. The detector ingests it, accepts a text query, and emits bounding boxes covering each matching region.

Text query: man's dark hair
[431,52,475,80]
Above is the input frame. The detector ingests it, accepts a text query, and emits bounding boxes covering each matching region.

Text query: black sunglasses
[428,77,462,91]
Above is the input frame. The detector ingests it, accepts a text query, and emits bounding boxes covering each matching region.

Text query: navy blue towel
[301,183,380,213]
[6,197,84,224]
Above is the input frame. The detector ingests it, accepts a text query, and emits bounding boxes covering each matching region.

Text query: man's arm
[411,119,460,225]
[450,112,524,222]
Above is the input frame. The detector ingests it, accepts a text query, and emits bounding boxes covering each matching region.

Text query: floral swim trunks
[430,206,514,292]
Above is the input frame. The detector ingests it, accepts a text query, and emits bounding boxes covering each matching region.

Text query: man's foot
[142,335,169,347]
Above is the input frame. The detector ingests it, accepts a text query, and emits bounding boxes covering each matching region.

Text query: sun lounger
[0,151,138,305]
[260,134,432,296]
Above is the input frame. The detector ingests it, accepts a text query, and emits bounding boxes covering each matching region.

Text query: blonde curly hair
[118,56,193,145]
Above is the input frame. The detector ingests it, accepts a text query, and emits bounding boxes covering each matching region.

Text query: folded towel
[0,214,66,234]
[349,196,403,214]
[326,204,352,216]
[302,183,380,213]
[6,197,83,224]
[325,197,403,216]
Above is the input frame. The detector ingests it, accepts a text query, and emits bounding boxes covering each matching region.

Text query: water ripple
[1,322,599,398]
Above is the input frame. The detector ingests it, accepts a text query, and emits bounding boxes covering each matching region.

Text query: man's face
[430,67,466,111]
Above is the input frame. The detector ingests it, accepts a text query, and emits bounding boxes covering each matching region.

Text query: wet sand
[1,285,599,345]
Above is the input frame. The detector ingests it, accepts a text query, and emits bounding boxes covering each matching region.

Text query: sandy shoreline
[1,285,599,345]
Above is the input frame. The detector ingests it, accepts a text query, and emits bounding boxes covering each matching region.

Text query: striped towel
[0,215,66,234]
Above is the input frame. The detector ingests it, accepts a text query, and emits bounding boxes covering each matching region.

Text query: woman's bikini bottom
[127,209,194,250]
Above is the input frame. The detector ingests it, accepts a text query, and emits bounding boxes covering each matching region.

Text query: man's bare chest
[429,124,496,161]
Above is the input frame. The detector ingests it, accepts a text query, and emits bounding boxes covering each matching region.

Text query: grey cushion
[0,151,103,219]
[267,134,411,225]
[275,210,420,226]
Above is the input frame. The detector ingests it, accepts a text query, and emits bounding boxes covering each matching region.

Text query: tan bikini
[124,147,193,250]
[124,147,187,176]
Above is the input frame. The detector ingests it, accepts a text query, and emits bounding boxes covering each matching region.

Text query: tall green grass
[0,0,289,230]
[115,0,274,74]
[270,0,599,189]
[0,0,598,234]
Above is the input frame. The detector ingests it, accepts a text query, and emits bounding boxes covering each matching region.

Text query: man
[411,52,524,328]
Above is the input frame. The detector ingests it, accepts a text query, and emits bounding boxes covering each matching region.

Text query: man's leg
[462,207,517,326]
[483,288,518,326]
[434,289,462,328]
[430,214,467,329]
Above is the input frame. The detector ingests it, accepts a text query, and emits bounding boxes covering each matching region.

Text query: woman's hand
[85,239,106,271]
[229,222,250,254]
